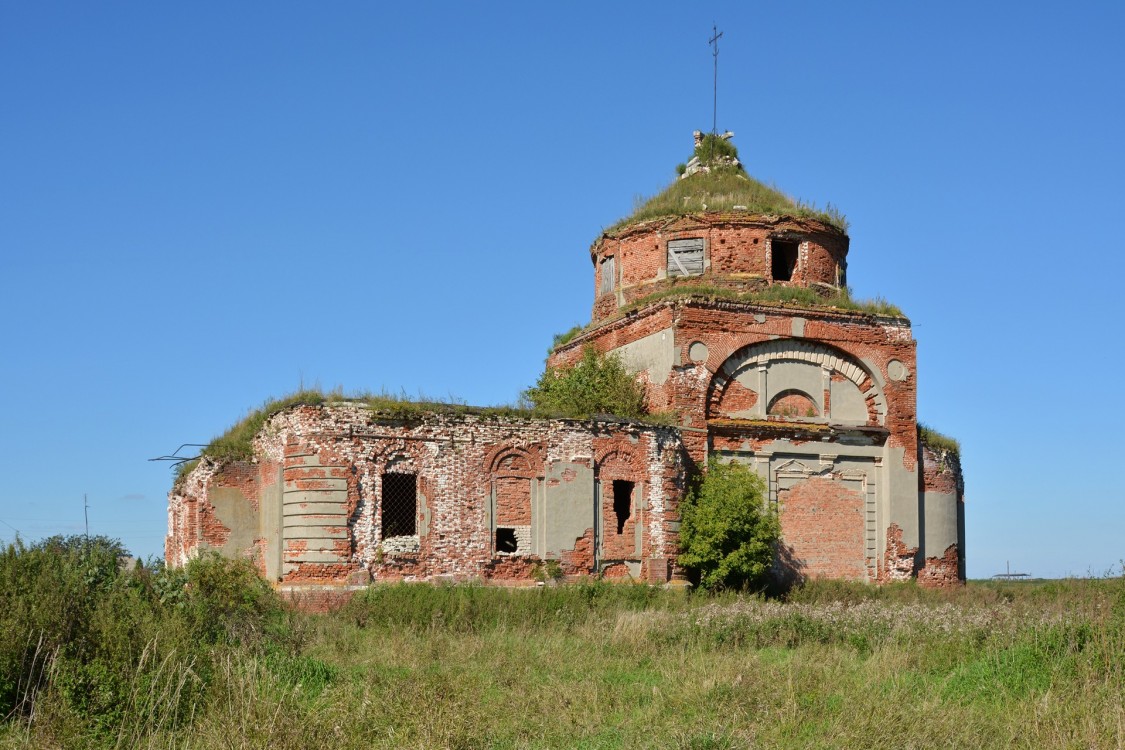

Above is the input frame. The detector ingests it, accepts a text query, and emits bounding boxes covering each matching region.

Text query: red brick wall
[169,409,686,587]
[590,214,848,323]
[710,377,758,418]
[495,477,531,525]
[778,477,867,580]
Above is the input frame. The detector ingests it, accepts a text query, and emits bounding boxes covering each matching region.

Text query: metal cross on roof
[710,24,724,137]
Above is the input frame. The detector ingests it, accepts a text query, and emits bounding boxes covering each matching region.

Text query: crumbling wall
[589,214,848,323]
[918,443,966,586]
[167,408,685,586]
[556,297,925,579]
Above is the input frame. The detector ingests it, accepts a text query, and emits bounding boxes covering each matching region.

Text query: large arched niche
[706,340,886,426]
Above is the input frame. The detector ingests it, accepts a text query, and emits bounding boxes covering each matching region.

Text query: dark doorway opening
[612,480,634,534]
[771,240,799,281]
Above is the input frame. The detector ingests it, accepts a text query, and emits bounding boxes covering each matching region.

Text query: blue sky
[2,2,1122,578]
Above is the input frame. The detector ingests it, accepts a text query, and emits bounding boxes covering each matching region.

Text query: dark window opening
[381,472,417,538]
[771,240,799,281]
[612,480,634,534]
[495,527,518,553]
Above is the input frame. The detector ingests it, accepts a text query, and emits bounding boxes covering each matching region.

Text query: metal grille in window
[667,238,704,277]
[380,473,417,538]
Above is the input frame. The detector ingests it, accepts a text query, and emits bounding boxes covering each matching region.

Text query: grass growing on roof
[177,380,678,483]
[919,423,962,458]
[176,389,538,481]
[609,135,849,233]
[550,324,585,352]
[621,284,904,319]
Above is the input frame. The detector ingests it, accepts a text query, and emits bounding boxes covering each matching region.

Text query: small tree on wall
[523,344,647,420]
[678,460,780,590]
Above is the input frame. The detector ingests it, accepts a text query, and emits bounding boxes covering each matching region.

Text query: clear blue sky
[2,2,1122,578]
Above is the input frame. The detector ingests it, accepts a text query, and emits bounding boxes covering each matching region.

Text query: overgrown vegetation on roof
[522,344,649,420]
[176,371,673,482]
[176,389,538,482]
[694,132,740,164]
[609,134,848,233]
[549,287,905,355]
[626,284,903,319]
[919,423,962,458]
[550,325,585,353]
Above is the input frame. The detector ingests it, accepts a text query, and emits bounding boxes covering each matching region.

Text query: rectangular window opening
[667,238,704,277]
[495,527,518,553]
[381,472,417,538]
[771,240,799,281]
[612,480,634,534]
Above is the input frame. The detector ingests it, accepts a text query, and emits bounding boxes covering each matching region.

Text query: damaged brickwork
[168,408,686,586]
[167,131,965,588]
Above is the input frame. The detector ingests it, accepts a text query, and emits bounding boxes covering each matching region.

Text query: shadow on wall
[773,543,806,591]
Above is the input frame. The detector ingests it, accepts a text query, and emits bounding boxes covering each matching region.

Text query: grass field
[2,540,1122,749]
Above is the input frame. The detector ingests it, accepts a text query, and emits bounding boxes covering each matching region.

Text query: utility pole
[84,493,89,544]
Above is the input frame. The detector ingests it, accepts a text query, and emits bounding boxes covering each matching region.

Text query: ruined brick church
[167,132,965,589]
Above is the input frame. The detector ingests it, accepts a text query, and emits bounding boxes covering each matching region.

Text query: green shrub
[678,460,780,591]
[0,535,125,719]
[181,553,283,646]
[523,344,648,419]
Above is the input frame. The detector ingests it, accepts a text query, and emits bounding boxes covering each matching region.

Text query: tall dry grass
[2,539,1122,749]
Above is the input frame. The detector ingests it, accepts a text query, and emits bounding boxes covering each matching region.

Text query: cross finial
[709,24,723,137]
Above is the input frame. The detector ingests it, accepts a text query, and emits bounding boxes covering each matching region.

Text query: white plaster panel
[611,328,675,386]
[830,378,868,425]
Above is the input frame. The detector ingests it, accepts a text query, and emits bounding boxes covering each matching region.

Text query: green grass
[550,325,585,352]
[177,384,682,485]
[175,390,546,483]
[551,286,905,356]
[609,167,848,234]
[4,552,1123,749]
[619,284,904,321]
[919,423,962,458]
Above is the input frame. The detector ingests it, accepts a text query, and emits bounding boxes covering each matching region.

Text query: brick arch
[767,388,820,418]
[706,339,886,425]
[483,444,543,478]
[595,446,642,479]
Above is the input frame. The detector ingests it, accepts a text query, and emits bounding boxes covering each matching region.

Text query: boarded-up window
[667,238,704,277]
[599,255,616,294]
